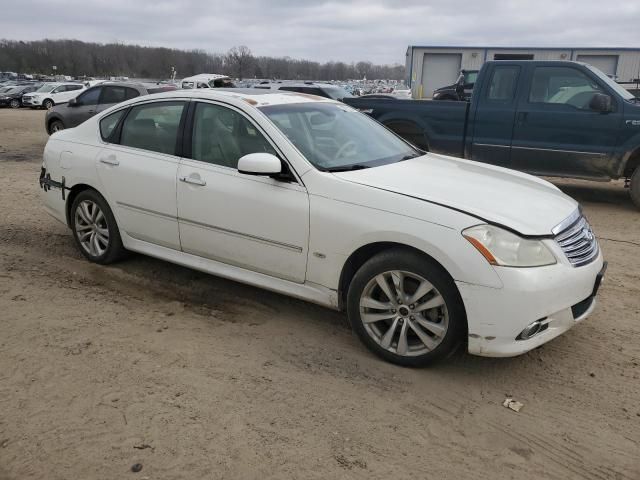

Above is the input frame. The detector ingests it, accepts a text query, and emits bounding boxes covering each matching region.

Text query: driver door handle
[179,175,206,186]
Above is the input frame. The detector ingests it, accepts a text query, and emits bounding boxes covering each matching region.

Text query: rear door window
[101,86,129,105]
[119,101,185,155]
[486,66,520,101]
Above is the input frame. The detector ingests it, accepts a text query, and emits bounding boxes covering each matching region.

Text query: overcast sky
[4,0,640,65]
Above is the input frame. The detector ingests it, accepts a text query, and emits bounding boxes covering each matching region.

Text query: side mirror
[589,93,613,113]
[237,153,282,176]
[68,98,79,107]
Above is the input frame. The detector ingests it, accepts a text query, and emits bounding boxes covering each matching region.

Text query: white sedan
[39,89,606,366]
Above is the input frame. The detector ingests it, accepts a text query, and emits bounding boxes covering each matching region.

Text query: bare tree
[0,39,406,81]
[224,45,253,79]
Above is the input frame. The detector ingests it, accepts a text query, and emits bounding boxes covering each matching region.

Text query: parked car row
[0,84,40,108]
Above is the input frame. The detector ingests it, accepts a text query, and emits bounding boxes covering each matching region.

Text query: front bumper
[458,251,605,357]
[22,96,42,106]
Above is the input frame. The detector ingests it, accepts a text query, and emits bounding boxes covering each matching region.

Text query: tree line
[0,39,406,81]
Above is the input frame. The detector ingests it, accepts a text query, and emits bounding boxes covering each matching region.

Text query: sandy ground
[0,108,639,480]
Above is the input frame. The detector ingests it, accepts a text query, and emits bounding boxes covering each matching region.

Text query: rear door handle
[516,111,528,125]
[99,155,119,166]
[179,175,206,186]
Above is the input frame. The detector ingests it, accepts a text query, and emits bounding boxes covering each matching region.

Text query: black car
[0,84,38,108]
[432,70,478,101]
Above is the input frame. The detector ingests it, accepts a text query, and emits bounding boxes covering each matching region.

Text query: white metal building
[406,46,640,99]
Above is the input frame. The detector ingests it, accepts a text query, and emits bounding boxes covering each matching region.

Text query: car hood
[332,153,578,236]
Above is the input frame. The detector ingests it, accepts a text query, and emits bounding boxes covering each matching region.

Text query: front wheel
[49,120,64,134]
[9,99,20,108]
[71,190,126,264]
[347,249,465,366]
[630,169,640,209]
[43,99,54,110]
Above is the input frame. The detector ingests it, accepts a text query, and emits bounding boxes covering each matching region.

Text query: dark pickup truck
[344,60,640,207]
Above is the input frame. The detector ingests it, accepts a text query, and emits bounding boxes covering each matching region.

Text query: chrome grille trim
[553,212,599,267]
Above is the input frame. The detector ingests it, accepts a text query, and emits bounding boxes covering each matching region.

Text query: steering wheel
[336,140,358,160]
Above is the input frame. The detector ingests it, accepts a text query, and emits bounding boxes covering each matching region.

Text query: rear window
[486,66,520,101]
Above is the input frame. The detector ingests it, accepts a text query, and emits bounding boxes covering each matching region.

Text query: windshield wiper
[400,153,421,161]
[325,164,370,172]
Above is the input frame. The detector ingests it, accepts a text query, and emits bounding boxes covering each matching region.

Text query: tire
[347,249,465,367]
[70,190,126,264]
[630,169,640,209]
[9,99,20,109]
[48,119,65,134]
[43,99,54,110]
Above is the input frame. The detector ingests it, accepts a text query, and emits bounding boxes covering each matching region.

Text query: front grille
[554,213,599,267]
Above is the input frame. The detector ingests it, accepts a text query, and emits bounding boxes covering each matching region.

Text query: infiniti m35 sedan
[39,89,606,366]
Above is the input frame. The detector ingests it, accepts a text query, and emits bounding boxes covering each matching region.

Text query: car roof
[125,88,336,108]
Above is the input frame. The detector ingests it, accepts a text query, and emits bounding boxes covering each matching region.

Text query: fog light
[516,319,546,340]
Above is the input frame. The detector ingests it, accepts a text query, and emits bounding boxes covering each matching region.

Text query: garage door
[576,55,618,77]
[421,53,462,98]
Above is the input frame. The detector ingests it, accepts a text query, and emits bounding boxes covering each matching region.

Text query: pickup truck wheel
[630,169,640,209]
[347,249,465,367]
[71,190,125,264]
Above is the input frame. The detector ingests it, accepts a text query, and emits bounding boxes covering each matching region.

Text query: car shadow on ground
[550,179,635,210]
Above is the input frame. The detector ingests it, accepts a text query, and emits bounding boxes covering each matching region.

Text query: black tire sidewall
[10,99,20,108]
[44,100,53,109]
[630,169,640,209]
[347,249,466,367]
[70,190,124,264]
[50,120,64,134]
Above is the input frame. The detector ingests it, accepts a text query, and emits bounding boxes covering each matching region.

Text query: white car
[22,82,85,109]
[180,74,233,89]
[39,89,606,366]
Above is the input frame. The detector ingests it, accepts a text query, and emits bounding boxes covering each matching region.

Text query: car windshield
[260,102,420,171]
[586,65,635,101]
[322,86,354,101]
[36,84,56,93]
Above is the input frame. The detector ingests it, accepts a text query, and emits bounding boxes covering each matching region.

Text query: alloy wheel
[359,270,449,357]
[74,200,109,257]
[10,99,20,108]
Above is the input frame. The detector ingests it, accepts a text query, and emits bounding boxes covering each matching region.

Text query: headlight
[463,224,556,267]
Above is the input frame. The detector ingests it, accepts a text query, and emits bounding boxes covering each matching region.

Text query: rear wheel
[347,249,465,366]
[9,99,20,108]
[43,99,54,110]
[630,169,640,209]
[71,190,126,264]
